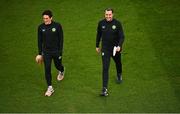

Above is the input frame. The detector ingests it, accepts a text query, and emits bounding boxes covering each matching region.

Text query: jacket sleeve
[57,23,64,56]
[117,21,125,47]
[38,26,43,55]
[96,22,102,48]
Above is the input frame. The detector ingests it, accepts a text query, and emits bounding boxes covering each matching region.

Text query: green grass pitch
[0,0,179,113]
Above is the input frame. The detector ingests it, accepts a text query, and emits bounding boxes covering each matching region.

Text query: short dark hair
[42,10,53,18]
[105,8,114,13]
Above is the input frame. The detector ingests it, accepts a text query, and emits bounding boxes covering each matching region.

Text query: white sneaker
[45,87,54,97]
[57,70,65,81]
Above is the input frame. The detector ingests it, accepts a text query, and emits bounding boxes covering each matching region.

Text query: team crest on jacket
[102,52,104,56]
[42,29,45,32]
[102,26,106,29]
[112,25,116,30]
[52,28,56,32]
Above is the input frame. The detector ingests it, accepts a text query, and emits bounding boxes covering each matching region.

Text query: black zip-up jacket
[38,21,63,55]
[96,19,124,52]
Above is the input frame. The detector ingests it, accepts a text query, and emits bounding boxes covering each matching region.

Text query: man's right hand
[96,48,101,53]
[35,55,43,64]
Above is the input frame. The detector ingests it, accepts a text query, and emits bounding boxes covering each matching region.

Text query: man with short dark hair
[96,8,125,96]
[36,10,65,96]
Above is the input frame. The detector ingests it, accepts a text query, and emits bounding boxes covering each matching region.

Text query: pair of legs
[43,52,64,86]
[102,50,122,88]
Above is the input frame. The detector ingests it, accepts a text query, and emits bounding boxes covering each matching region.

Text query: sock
[48,85,53,89]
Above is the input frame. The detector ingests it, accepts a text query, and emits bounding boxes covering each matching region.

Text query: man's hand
[96,47,101,53]
[116,46,121,52]
[35,55,43,64]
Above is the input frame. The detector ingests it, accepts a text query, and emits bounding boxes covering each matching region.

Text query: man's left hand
[116,46,121,52]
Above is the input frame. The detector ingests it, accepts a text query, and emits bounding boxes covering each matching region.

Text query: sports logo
[59,56,62,59]
[102,52,104,56]
[112,25,116,30]
[52,28,56,32]
[102,26,106,29]
[42,29,45,32]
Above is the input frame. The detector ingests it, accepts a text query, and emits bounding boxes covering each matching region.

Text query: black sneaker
[100,87,108,96]
[117,73,122,84]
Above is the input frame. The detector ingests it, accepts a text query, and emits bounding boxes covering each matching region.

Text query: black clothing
[43,53,64,86]
[37,21,64,86]
[96,18,124,88]
[38,21,63,55]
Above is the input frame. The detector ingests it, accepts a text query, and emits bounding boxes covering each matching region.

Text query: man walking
[96,8,125,96]
[36,10,65,96]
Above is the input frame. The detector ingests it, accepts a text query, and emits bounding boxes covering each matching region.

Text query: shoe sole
[57,75,64,81]
[100,94,108,97]
[45,90,54,97]
[57,67,65,81]
[100,92,108,96]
